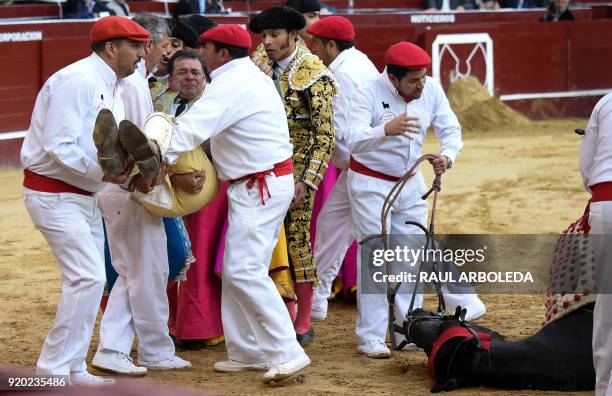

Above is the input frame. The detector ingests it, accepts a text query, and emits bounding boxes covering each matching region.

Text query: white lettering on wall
[410,14,456,24]
[0,31,43,43]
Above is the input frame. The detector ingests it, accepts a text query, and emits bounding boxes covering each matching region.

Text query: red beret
[307,16,355,41]
[90,16,151,45]
[385,42,431,69]
[198,24,252,49]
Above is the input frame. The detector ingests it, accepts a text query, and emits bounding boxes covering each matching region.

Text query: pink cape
[310,163,357,295]
[168,183,228,340]
[169,163,358,339]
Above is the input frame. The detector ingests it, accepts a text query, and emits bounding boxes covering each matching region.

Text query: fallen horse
[409,303,594,392]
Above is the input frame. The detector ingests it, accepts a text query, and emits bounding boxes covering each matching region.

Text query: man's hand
[289,181,307,211]
[127,160,168,194]
[128,174,155,194]
[384,113,421,138]
[428,154,449,175]
[102,160,134,184]
[151,160,168,188]
[170,171,205,194]
[254,59,273,78]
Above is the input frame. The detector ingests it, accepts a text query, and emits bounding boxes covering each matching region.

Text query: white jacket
[346,71,462,177]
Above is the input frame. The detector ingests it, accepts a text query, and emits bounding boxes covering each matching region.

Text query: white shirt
[273,47,298,79]
[346,71,462,177]
[328,47,379,169]
[167,57,294,180]
[580,92,612,191]
[172,96,192,117]
[20,53,126,193]
[122,60,154,128]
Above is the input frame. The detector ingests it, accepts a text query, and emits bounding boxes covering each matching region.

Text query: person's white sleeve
[346,86,386,154]
[580,100,612,192]
[333,72,354,142]
[167,80,240,164]
[42,75,104,182]
[580,110,599,191]
[122,79,154,129]
[431,82,463,164]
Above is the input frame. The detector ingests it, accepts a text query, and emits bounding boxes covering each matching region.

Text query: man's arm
[431,80,463,165]
[332,72,355,143]
[167,79,239,164]
[580,97,612,191]
[42,74,104,183]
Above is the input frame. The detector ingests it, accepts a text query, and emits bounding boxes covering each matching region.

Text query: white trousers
[590,201,612,396]
[97,184,174,362]
[348,170,484,344]
[24,188,106,376]
[312,170,356,313]
[221,173,305,365]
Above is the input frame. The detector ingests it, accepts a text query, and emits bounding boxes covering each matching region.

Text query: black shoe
[93,109,126,177]
[176,339,205,351]
[296,328,315,347]
[118,119,161,179]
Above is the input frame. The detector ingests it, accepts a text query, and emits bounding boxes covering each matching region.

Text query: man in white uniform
[580,93,612,396]
[346,41,486,358]
[306,16,379,322]
[92,14,191,376]
[20,16,149,385]
[165,24,310,383]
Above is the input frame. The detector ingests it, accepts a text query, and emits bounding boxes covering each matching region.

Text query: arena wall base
[0,138,23,169]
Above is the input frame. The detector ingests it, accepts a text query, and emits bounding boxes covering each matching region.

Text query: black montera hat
[180,15,217,36]
[167,19,199,48]
[285,0,321,13]
[249,6,307,33]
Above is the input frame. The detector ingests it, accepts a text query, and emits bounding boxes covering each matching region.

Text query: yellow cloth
[269,224,296,301]
[140,147,219,217]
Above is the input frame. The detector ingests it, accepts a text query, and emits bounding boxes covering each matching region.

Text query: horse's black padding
[410,303,595,392]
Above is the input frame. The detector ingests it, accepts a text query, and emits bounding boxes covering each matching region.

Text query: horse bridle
[360,154,459,350]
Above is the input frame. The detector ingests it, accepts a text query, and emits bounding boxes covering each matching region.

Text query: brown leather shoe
[118,119,161,180]
[93,109,126,177]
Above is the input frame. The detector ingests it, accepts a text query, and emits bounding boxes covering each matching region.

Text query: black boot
[296,328,315,347]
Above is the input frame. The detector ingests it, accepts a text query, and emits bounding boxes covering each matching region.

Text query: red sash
[229,157,293,205]
[23,169,93,196]
[591,182,612,202]
[427,326,492,384]
[349,155,403,182]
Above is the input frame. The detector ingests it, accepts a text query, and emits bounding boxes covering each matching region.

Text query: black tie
[271,61,279,80]
[175,98,188,117]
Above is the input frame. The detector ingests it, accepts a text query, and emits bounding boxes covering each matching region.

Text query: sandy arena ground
[0,119,593,395]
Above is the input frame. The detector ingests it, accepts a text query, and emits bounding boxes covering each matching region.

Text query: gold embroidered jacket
[253,44,338,190]
[149,78,169,103]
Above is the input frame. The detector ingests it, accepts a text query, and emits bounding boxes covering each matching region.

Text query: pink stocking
[294,282,313,334]
[285,300,297,323]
